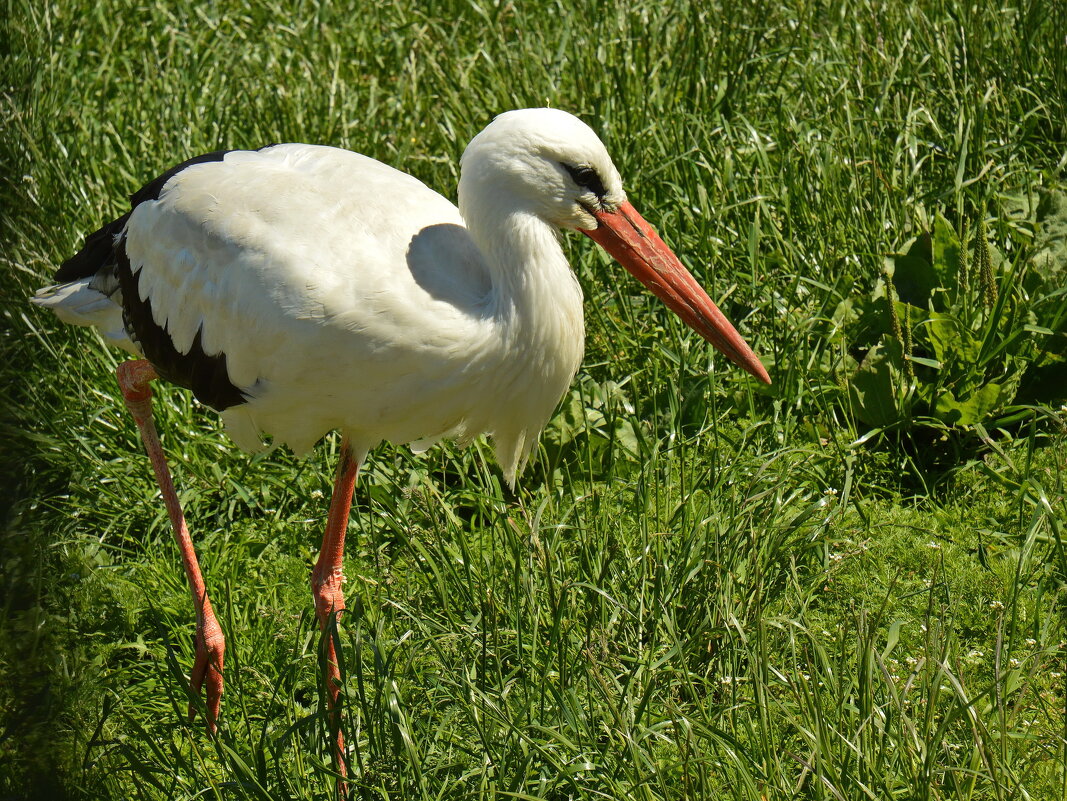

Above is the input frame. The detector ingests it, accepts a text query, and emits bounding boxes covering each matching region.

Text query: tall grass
[2,0,1065,799]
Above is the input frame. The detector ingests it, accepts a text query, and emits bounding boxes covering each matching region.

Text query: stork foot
[188,602,225,732]
[313,571,348,794]
[310,440,362,798]
[312,573,347,705]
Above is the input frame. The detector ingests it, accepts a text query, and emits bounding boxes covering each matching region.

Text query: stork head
[460,108,626,231]
[460,108,771,385]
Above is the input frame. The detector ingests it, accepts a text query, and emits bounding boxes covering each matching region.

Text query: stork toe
[188,612,225,733]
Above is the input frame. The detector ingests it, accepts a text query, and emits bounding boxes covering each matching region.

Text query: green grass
[2,0,1066,798]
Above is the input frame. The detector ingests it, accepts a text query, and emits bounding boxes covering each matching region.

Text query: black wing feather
[57,148,249,411]
[56,150,235,283]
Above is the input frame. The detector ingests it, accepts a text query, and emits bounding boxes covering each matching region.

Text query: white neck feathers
[458,173,585,484]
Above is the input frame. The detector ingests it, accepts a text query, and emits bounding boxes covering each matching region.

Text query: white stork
[32,108,770,783]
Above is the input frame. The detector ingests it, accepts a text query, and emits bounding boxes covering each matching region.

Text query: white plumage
[35,108,771,484]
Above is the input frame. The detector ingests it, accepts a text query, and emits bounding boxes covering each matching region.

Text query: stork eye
[562,163,607,199]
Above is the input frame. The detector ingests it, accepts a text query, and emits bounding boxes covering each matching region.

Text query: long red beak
[581,201,771,384]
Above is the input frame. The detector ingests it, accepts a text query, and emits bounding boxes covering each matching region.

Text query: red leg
[117,360,225,732]
[311,438,361,795]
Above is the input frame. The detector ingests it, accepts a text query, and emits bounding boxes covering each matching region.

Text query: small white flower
[1025,638,1037,647]
[990,600,1005,611]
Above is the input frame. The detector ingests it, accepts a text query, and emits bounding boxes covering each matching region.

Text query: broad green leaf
[926,311,981,364]
[612,418,641,460]
[1024,324,1056,336]
[934,383,1004,425]
[931,213,963,292]
[889,233,937,308]
[1031,189,1067,286]
[849,336,910,427]
[831,296,856,328]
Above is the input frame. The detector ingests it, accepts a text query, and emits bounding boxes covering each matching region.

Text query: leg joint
[117,360,159,403]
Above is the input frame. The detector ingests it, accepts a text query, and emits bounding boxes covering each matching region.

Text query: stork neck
[462,199,584,332]
[455,166,587,480]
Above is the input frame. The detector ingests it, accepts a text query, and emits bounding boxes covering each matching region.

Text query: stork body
[40,135,589,481]
[33,109,768,792]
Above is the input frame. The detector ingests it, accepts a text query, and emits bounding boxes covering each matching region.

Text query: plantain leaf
[934,383,1004,425]
[1030,189,1067,286]
[926,311,981,364]
[890,233,937,308]
[931,213,962,292]
[849,336,910,427]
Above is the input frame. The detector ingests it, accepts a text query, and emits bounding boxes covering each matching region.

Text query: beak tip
[740,359,771,385]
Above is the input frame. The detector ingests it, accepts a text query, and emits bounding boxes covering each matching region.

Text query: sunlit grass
[2,0,1065,799]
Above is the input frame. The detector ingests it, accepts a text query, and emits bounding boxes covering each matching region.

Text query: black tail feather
[55,212,130,282]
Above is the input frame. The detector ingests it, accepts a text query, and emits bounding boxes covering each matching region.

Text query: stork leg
[117,360,225,732]
[311,438,361,792]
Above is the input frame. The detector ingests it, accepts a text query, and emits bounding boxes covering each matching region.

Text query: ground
[2,1,1065,799]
